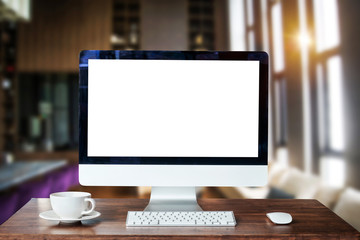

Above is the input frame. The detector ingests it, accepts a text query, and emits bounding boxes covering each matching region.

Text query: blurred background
[0,0,359,230]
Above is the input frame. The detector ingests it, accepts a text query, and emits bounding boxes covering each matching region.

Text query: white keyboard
[126,211,237,227]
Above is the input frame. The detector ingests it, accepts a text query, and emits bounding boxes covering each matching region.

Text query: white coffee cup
[50,192,95,219]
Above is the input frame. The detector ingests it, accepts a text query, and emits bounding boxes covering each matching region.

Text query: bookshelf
[188,0,215,51]
[0,21,17,159]
[112,0,141,50]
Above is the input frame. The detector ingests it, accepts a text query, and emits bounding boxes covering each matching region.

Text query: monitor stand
[144,187,203,211]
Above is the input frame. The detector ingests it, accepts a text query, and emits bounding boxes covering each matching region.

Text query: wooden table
[0,198,359,239]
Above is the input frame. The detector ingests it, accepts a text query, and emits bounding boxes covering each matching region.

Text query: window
[327,56,344,151]
[268,0,287,164]
[260,0,269,52]
[247,30,255,51]
[228,0,246,50]
[314,0,340,53]
[271,2,285,73]
[313,0,344,186]
[270,1,287,145]
[246,0,254,26]
[313,0,344,153]
[244,0,257,51]
[298,0,312,173]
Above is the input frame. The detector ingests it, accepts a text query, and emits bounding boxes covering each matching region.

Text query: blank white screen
[88,59,259,157]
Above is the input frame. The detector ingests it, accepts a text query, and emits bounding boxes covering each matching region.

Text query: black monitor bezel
[79,50,268,165]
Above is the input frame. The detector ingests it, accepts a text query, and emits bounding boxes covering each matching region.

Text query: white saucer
[39,210,101,223]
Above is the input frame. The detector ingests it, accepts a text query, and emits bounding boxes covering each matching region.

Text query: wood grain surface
[0,198,359,239]
[17,0,112,72]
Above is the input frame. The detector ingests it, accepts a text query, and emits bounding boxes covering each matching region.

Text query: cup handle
[82,198,96,215]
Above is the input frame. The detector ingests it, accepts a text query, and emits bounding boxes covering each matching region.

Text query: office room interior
[0,0,359,232]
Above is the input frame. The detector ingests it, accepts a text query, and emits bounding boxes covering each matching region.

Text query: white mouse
[266,212,292,224]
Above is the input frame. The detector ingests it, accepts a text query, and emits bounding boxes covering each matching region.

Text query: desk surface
[0,198,359,240]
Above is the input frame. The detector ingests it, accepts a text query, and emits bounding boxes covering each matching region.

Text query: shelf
[0,21,17,153]
[188,0,215,50]
[112,0,141,50]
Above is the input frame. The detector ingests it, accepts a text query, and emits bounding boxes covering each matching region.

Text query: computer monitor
[79,51,268,211]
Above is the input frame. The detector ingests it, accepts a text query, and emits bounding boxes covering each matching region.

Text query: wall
[214,0,229,50]
[17,0,112,72]
[282,1,304,169]
[339,0,360,189]
[140,0,187,50]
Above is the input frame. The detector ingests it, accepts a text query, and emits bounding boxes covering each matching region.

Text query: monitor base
[144,187,203,211]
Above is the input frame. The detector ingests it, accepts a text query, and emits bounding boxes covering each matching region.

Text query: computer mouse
[266,212,292,224]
